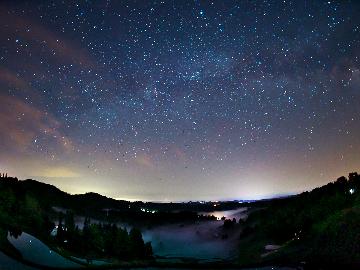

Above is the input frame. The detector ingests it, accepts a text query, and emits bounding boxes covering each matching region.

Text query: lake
[7,232,81,268]
[0,251,38,270]
[143,208,248,260]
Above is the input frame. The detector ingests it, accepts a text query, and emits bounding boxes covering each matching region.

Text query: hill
[0,175,244,223]
[237,172,360,268]
[1,172,360,268]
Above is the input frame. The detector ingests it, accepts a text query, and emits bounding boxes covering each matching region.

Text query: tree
[129,228,145,259]
[22,195,42,228]
[64,211,75,233]
[57,213,65,243]
[144,242,153,258]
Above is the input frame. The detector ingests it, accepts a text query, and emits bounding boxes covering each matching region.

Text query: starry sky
[1,1,360,201]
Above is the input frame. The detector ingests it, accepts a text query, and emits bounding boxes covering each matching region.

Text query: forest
[237,172,360,267]
[0,174,153,263]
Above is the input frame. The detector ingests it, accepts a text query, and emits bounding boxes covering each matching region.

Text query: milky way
[1,1,360,201]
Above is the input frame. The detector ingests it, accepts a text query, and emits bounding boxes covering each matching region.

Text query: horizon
[1,1,360,268]
[5,172,353,203]
[1,1,360,201]
[5,168,357,202]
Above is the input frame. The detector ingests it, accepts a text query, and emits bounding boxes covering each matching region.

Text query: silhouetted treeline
[56,212,152,260]
[0,176,53,238]
[0,173,9,178]
[0,177,226,226]
[0,175,152,262]
[240,172,360,266]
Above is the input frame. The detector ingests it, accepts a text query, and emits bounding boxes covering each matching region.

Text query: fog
[55,207,248,261]
[142,208,248,261]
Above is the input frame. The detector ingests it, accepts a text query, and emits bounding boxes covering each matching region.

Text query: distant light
[350,188,355,194]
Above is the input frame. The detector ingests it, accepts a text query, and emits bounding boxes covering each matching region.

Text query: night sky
[1,1,360,201]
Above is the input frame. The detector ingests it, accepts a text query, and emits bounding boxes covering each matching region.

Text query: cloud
[0,94,73,153]
[0,8,95,68]
[173,146,188,161]
[134,153,155,169]
[0,66,45,101]
[37,166,80,178]
[0,67,28,89]
[349,69,360,88]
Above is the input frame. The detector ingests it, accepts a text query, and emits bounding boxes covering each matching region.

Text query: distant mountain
[0,175,243,221]
[0,176,133,214]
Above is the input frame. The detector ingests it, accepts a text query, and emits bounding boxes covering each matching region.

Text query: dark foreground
[1,173,360,269]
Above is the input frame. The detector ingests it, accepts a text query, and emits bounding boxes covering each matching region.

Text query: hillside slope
[238,172,360,268]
